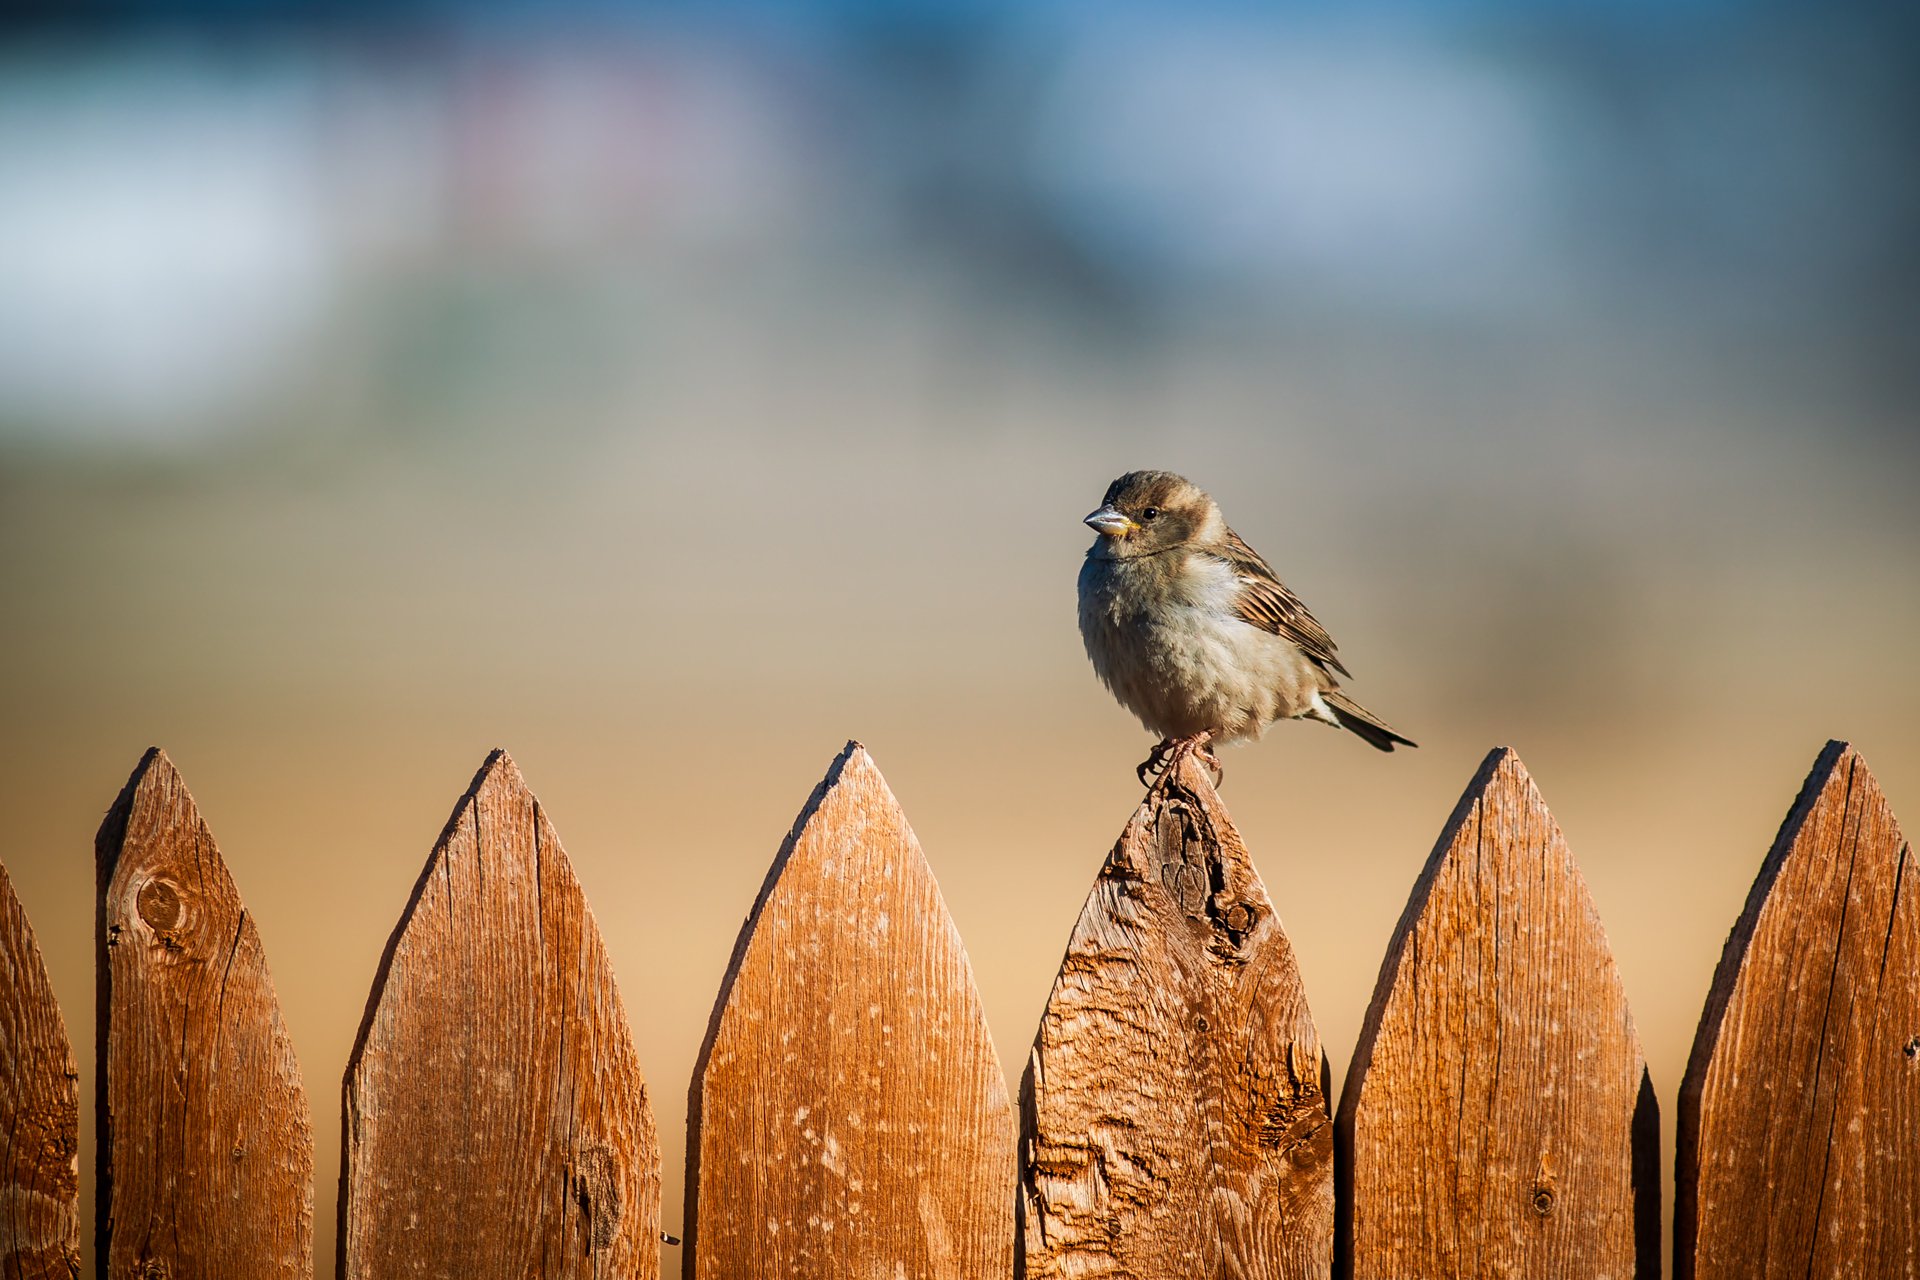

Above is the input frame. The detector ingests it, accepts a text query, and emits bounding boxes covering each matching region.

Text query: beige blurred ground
[2,15,1918,1273]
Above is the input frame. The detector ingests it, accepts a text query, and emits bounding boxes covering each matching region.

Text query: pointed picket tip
[342,748,659,1280]
[1021,749,1333,1279]
[687,740,1015,1280]
[440,746,527,845]
[1338,746,1658,1280]
[95,747,314,1279]
[0,858,81,1280]
[1676,740,1916,1280]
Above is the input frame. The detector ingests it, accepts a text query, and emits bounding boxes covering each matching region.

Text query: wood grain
[1,858,80,1279]
[686,742,1015,1280]
[1020,752,1333,1279]
[1337,747,1657,1280]
[1676,741,1916,1279]
[341,749,659,1280]
[95,747,314,1278]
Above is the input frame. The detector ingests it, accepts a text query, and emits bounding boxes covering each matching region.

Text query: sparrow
[1077,470,1415,784]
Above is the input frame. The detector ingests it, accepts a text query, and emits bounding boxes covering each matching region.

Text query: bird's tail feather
[1324,689,1417,752]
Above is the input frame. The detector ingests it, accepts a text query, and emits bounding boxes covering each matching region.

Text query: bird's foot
[1135,733,1222,788]
[1196,742,1223,787]
[1137,738,1180,786]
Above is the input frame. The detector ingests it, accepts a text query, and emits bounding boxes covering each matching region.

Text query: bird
[1077,469,1415,784]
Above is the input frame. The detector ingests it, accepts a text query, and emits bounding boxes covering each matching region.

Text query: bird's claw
[1137,739,1178,786]
[1135,734,1223,788]
[1197,745,1223,787]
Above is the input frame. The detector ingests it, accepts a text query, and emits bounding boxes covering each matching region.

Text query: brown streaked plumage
[1077,469,1414,783]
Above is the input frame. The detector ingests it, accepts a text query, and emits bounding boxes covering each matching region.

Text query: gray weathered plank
[96,747,314,1278]
[1676,740,1916,1279]
[1337,747,1657,1280]
[0,858,80,1279]
[686,741,1016,1279]
[1021,752,1333,1279]
[341,749,660,1279]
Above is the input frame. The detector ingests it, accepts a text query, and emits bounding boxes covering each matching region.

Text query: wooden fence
[0,739,1912,1279]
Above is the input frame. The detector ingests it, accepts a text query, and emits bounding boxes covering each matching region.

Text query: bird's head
[1084,470,1220,559]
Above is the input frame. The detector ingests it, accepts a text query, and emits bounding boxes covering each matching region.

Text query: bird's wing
[1207,529,1352,678]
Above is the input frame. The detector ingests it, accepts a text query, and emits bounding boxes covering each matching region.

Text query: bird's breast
[1079,549,1229,619]
[1078,552,1285,739]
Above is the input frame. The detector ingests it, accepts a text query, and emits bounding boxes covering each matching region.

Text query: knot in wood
[1905,1034,1920,1062]
[1530,1184,1555,1217]
[1204,892,1258,952]
[136,877,182,932]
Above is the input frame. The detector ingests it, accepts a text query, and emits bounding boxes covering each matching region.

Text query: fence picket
[95,748,314,1277]
[1020,752,1333,1278]
[1676,741,1917,1279]
[0,859,80,1279]
[1336,747,1658,1279]
[340,749,659,1279]
[686,741,1015,1279]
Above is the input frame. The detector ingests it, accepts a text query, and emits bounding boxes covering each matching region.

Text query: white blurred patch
[0,48,336,445]
[1027,14,1562,315]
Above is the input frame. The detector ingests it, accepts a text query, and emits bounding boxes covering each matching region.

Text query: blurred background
[1,0,1915,1271]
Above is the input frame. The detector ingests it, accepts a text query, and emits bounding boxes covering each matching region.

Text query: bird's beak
[1084,505,1136,537]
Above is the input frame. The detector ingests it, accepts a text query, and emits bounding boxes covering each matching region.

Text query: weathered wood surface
[1676,741,1917,1279]
[95,747,314,1277]
[1337,747,1657,1280]
[0,859,80,1279]
[1021,753,1333,1278]
[687,742,1015,1280]
[342,749,659,1279]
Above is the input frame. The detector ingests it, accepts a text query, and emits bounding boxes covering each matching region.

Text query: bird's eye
[1141,507,1160,521]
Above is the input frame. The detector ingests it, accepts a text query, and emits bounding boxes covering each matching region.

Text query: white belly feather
[1078,550,1326,742]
